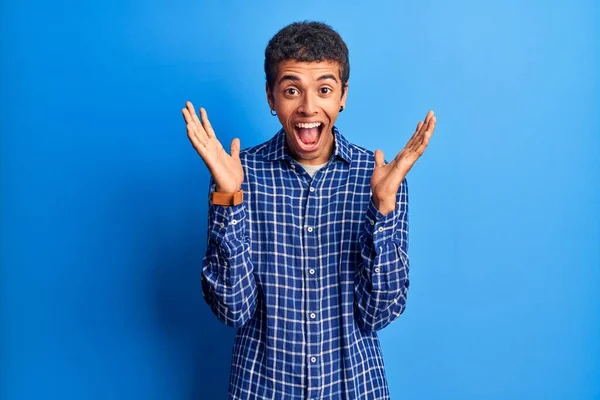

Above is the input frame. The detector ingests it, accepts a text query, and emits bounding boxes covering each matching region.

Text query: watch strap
[211,190,244,206]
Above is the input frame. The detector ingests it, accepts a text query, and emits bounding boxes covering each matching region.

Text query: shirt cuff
[209,203,247,244]
[365,198,400,249]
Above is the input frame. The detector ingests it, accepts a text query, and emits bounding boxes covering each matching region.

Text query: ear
[340,82,349,109]
[265,82,274,110]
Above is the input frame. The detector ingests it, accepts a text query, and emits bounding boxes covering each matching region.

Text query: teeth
[296,122,322,129]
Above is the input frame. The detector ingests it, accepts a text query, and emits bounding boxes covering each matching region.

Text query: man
[182,21,435,400]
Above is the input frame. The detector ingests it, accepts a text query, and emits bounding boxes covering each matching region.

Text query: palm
[371,111,436,211]
[182,101,243,193]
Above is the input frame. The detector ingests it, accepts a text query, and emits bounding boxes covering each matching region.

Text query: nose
[298,92,318,116]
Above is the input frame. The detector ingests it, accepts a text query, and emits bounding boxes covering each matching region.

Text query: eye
[285,88,299,96]
[319,87,333,95]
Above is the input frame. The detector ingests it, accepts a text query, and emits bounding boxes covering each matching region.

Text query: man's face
[267,60,348,165]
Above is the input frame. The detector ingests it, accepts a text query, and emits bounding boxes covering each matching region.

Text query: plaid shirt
[202,128,410,399]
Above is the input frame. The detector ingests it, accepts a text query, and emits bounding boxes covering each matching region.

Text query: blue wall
[1,1,598,399]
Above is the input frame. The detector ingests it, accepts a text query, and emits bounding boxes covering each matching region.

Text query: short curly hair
[264,21,350,95]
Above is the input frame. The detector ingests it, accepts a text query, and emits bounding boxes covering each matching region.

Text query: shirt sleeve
[355,178,410,332]
[201,182,257,328]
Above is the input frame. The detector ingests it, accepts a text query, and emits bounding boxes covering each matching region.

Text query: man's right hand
[182,101,244,193]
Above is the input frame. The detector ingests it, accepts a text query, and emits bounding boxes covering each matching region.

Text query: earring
[339,106,344,112]
[270,109,277,116]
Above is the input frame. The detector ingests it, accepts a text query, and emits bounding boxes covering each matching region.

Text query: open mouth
[294,121,324,151]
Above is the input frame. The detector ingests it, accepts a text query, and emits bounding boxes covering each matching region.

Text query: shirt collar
[262,127,352,164]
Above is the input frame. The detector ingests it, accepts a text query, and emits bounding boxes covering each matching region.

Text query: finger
[187,101,208,140]
[424,110,434,124]
[182,107,195,125]
[414,115,434,146]
[185,101,196,117]
[183,116,209,149]
[185,103,211,143]
[416,111,433,139]
[412,120,425,142]
[415,121,424,133]
[182,108,205,143]
[230,138,241,160]
[421,115,435,137]
[374,149,385,168]
[427,115,436,133]
[186,122,208,154]
[423,116,436,145]
[405,121,424,150]
[192,108,203,129]
[185,101,198,124]
[200,108,217,139]
[416,116,436,152]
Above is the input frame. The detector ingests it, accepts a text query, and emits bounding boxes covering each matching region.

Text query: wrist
[215,184,241,193]
[372,195,395,216]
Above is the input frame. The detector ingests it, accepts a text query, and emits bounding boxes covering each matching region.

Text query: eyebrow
[317,74,338,83]
[277,74,339,85]
[278,75,300,84]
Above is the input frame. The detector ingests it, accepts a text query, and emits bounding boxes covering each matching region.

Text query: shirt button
[377,227,384,233]
[374,268,380,273]
[370,220,375,226]
[307,227,313,232]
[309,269,315,275]
[219,222,225,228]
[309,187,315,192]
[231,219,237,225]
[310,313,316,319]
[310,356,316,363]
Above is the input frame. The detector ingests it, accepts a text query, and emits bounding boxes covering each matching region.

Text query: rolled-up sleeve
[355,179,410,332]
[202,186,257,328]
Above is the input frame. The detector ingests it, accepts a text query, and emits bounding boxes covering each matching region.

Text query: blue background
[1,0,598,399]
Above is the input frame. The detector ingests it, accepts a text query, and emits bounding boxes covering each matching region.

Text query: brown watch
[210,190,244,206]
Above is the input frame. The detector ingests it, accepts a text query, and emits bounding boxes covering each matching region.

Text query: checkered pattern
[202,128,410,399]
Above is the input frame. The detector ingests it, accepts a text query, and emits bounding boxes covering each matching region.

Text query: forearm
[202,201,257,328]
[355,180,410,332]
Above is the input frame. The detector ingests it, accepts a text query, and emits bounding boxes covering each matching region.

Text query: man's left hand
[371,110,437,215]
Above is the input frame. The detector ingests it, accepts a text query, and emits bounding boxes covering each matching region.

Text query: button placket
[304,181,321,396]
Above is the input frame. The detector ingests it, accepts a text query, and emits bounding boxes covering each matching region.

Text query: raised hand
[371,110,436,215]
[182,101,244,193]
